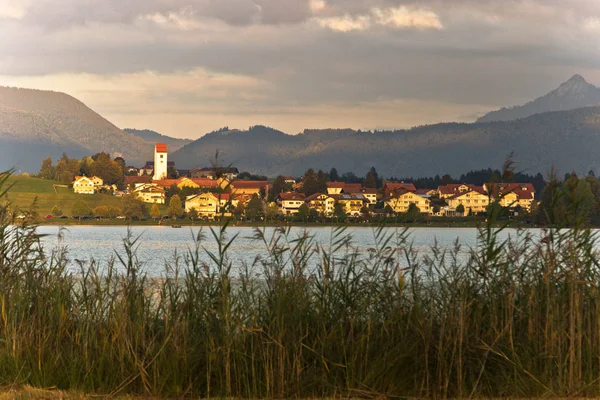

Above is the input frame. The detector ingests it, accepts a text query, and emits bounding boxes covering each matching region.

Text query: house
[125,166,139,175]
[185,193,220,219]
[278,193,306,215]
[437,184,483,199]
[305,193,335,216]
[484,183,536,212]
[125,176,152,187]
[351,188,378,205]
[230,180,268,196]
[190,167,239,181]
[73,176,101,194]
[326,182,364,195]
[446,188,489,216]
[283,176,296,185]
[383,182,417,197]
[133,183,166,204]
[326,182,345,195]
[415,188,437,197]
[385,191,432,214]
[331,194,368,217]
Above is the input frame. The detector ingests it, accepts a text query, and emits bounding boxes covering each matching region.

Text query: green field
[4,175,124,217]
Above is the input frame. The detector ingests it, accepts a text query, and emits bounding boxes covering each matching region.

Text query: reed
[1,168,600,398]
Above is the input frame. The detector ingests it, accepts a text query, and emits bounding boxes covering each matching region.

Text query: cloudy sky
[1,0,599,138]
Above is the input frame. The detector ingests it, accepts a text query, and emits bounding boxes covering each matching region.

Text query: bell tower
[153,143,168,180]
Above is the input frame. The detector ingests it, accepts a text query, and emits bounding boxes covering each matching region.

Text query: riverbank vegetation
[2,168,600,398]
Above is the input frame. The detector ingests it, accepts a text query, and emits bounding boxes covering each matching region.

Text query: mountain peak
[567,74,587,84]
[477,74,600,123]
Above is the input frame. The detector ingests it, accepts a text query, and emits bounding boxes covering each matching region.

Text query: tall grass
[2,168,600,398]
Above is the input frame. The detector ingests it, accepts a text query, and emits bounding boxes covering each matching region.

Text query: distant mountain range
[171,106,600,178]
[2,77,600,178]
[0,86,153,172]
[477,74,600,122]
[124,128,192,152]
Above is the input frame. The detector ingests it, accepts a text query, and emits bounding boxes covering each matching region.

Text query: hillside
[478,74,600,122]
[4,175,123,216]
[0,87,152,172]
[171,109,600,178]
[124,128,192,152]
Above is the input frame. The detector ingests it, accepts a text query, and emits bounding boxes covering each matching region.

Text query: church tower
[153,143,168,180]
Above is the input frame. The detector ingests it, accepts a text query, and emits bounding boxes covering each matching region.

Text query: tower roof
[155,143,168,153]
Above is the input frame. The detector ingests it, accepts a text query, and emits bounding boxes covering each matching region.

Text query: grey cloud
[2,0,600,118]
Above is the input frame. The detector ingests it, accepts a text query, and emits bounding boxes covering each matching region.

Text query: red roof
[437,184,485,196]
[486,183,535,200]
[155,143,168,153]
[384,182,416,192]
[327,181,346,189]
[231,180,268,189]
[278,192,306,201]
[125,176,152,185]
[190,178,221,188]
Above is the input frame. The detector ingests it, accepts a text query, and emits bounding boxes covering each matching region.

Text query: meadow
[5,175,123,217]
[1,170,600,398]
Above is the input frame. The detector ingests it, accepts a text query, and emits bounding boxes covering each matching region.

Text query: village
[71,144,536,220]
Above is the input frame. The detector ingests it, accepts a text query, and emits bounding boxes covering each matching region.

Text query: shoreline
[31,220,539,229]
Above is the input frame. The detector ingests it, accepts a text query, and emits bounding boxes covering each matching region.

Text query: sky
[0,0,599,139]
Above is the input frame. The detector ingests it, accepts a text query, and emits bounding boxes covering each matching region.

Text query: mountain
[172,109,600,178]
[477,74,600,122]
[124,128,192,152]
[0,86,152,172]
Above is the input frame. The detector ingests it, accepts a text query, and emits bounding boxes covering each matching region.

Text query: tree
[167,194,184,218]
[233,202,246,218]
[270,176,287,202]
[150,203,161,220]
[188,208,199,221]
[384,204,394,216]
[93,205,110,218]
[50,205,62,217]
[364,171,377,188]
[455,204,465,215]
[39,157,55,180]
[333,203,346,220]
[72,200,91,219]
[108,206,121,218]
[406,203,421,221]
[121,194,145,220]
[91,152,123,185]
[316,170,328,193]
[54,153,80,183]
[441,174,454,185]
[265,203,279,221]
[360,204,370,218]
[329,167,339,182]
[302,168,321,196]
[246,194,264,220]
[296,203,310,221]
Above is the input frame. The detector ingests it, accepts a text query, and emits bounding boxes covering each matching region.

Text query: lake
[32,225,544,276]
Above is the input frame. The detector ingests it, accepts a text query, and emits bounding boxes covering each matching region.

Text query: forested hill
[478,74,600,122]
[0,86,152,172]
[171,107,600,178]
[124,128,192,152]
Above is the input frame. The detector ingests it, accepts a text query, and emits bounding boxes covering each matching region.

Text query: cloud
[1,0,600,139]
[316,6,443,31]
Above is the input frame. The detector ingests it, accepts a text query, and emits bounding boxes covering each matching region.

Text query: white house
[73,176,103,194]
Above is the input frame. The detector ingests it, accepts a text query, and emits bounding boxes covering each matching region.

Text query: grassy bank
[2,171,600,398]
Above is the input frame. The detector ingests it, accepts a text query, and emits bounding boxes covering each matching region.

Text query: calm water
[33,225,542,276]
